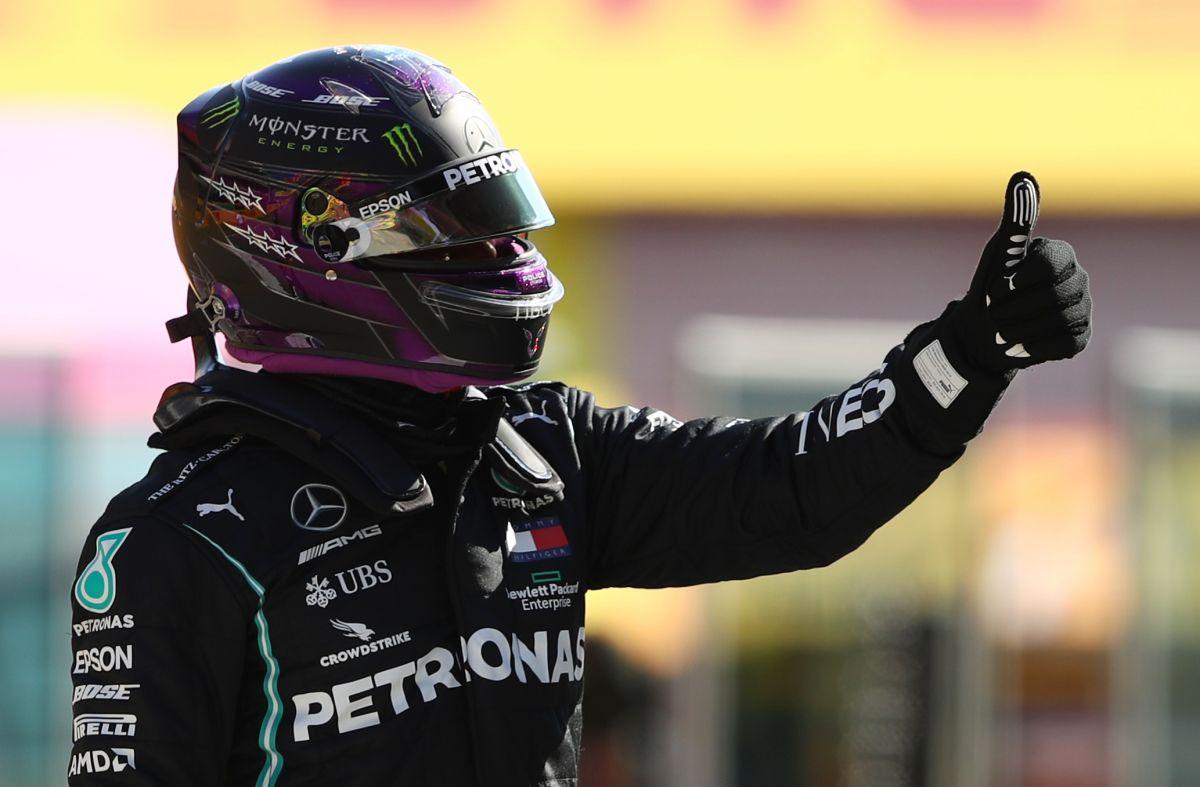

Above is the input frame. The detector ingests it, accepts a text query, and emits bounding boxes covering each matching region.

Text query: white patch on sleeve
[913,340,968,409]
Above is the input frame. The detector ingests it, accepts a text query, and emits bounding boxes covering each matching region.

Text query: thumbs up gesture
[955,172,1092,372]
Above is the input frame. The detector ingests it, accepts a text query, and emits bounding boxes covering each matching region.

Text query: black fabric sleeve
[572,311,1010,590]
[68,515,253,785]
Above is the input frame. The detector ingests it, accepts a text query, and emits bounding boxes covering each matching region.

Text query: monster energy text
[383,124,423,166]
[247,114,369,155]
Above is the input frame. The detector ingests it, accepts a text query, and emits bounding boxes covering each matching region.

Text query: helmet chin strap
[164,288,221,379]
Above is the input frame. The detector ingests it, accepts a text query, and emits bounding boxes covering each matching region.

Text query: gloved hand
[950,172,1092,375]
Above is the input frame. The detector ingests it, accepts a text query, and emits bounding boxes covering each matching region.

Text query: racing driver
[67,45,1092,785]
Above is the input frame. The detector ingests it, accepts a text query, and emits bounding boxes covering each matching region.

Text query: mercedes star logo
[463,115,497,153]
[290,484,348,532]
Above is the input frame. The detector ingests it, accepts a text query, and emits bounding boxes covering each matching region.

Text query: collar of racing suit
[283,373,469,432]
[148,365,562,515]
[283,372,494,462]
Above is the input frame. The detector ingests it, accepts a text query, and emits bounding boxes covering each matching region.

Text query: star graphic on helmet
[223,222,302,263]
[199,175,265,212]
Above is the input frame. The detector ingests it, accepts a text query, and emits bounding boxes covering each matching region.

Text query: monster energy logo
[383,124,422,166]
[74,528,132,614]
[202,96,240,128]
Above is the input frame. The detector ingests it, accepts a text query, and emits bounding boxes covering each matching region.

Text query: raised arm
[573,172,1090,590]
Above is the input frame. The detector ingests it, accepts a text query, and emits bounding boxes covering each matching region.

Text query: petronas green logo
[202,96,240,129]
[74,528,132,614]
[383,123,422,166]
[491,468,525,496]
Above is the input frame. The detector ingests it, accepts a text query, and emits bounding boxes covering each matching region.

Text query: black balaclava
[279,374,503,464]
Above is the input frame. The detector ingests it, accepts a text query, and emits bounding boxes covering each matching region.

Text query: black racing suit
[67,312,1008,785]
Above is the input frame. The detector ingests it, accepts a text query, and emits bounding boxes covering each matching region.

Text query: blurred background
[2,0,1199,785]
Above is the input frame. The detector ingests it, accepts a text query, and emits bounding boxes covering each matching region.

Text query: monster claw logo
[202,96,240,129]
[383,123,423,166]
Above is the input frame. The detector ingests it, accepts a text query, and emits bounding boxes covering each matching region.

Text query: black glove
[949,171,1092,375]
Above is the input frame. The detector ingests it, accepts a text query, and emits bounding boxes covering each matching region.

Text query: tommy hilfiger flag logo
[505,519,571,563]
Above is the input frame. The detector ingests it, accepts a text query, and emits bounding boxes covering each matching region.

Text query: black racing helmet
[171,45,561,391]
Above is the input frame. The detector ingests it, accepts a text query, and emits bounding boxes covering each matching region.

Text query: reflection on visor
[310,149,555,265]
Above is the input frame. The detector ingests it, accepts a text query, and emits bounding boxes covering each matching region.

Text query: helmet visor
[308,149,555,267]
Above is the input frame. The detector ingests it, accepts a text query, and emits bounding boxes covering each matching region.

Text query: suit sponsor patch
[506,580,580,612]
[73,683,140,703]
[74,613,134,637]
[505,519,571,563]
[68,747,136,775]
[73,713,137,741]
[74,529,132,615]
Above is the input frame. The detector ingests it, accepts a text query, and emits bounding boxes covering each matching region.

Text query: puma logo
[511,400,558,427]
[196,488,244,521]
